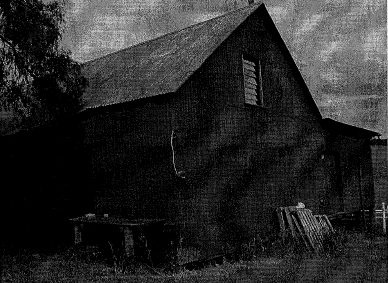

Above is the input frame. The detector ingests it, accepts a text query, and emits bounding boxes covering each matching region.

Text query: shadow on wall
[0,124,91,251]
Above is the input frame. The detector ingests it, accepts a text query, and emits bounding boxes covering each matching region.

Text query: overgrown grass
[2,231,387,282]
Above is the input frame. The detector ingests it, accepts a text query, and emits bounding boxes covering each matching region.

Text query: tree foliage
[0,0,87,128]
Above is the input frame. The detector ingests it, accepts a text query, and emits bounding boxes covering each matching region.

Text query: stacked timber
[276,206,335,253]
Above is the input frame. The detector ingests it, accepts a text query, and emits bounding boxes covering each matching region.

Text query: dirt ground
[1,232,387,282]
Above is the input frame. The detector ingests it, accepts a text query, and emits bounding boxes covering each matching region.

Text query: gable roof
[81,2,263,109]
[322,118,380,138]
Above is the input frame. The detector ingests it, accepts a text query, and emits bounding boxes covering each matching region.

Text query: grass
[1,232,387,282]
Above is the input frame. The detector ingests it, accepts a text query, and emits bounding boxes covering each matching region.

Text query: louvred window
[243,56,264,106]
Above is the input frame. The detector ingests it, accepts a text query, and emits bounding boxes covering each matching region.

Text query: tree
[0,0,87,129]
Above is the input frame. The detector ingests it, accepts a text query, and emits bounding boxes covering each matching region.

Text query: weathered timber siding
[371,140,388,209]
[0,5,376,253]
[80,7,330,258]
[176,6,328,250]
[80,7,375,259]
[325,133,375,213]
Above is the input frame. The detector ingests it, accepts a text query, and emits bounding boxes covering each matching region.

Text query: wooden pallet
[277,206,335,254]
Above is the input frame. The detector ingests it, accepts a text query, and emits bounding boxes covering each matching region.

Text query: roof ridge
[81,1,265,109]
[82,2,263,66]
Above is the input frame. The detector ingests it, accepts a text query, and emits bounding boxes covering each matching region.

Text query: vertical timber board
[304,210,324,251]
[284,207,297,238]
[303,210,323,251]
[296,210,319,253]
[291,214,312,251]
[323,215,334,233]
[276,207,286,240]
[122,227,135,258]
[74,224,82,245]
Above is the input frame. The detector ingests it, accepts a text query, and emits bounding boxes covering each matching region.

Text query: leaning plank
[276,207,286,241]
[303,211,321,247]
[304,210,324,252]
[317,215,331,236]
[299,210,319,253]
[296,209,319,253]
[315,216,324,233]
[291,214,313,252]
[284,207,297,238]
[316,216,328,235]
[310,212,325,241]
[323,215,335,233]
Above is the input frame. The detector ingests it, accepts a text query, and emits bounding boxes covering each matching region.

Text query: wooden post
[122,227,135,258]
[74,224,82,245]
[383,202,386,234]
[358,163,366,232]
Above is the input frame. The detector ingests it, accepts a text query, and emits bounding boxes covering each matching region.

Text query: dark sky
[61,0,387,137]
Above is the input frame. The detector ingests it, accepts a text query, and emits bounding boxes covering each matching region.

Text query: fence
[375,202,387,234]
[330,204,387,234]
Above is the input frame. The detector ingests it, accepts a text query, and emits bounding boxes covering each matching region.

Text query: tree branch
[0,33,37,79]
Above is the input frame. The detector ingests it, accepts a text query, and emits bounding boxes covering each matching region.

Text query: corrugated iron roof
[322,118,380,138]
[81,2,263,109]
[370,138,387,146]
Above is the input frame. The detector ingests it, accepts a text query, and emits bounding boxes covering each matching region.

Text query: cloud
[70,12,128,61]
[89,14,126,50]
[320,68,342,85]
[363,28,386,63]
[324,0,346,8]
[340,0,385,29]
[284,0,297,14]
[294,14,324,46]
[68,0,88,16]
[267,6,288,23]
[319,40,343,62]
[360,0,385,12]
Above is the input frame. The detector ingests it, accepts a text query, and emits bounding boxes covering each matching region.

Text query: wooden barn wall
[371,142,388,208]
[325,134,375,213]
[80,9,335,258]
[81,95,190,220]
[176,7,329,253]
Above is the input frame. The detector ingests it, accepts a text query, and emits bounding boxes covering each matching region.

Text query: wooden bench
[69,215,165,259]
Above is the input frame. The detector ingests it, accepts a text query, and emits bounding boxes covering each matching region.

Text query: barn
[0,2,379,258]
[79,2,378,259]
